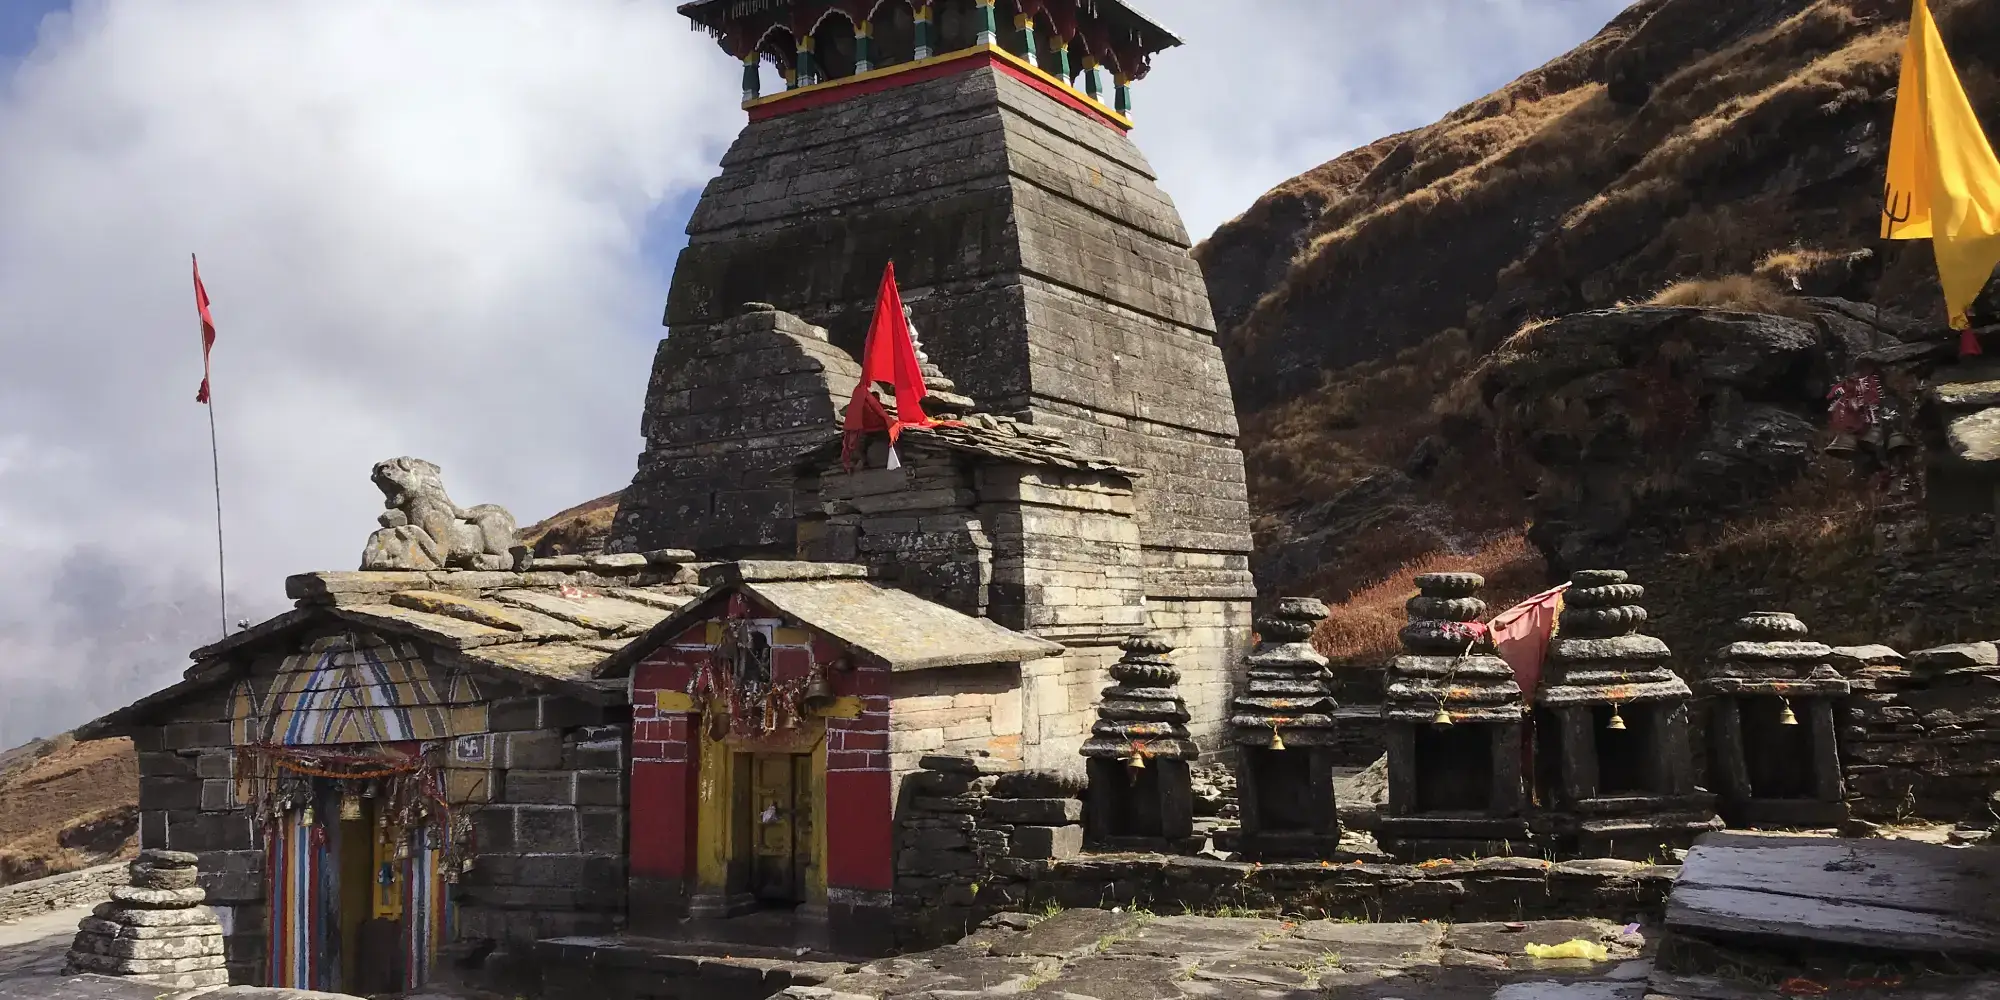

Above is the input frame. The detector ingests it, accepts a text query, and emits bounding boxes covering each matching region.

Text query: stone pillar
[1082,634,1199,850]
[914,2,934,59]
[1229,598,1340,860]
[975,0,998,46]
[65,850,227,989]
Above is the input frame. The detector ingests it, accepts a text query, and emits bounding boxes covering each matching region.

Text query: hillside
[0,734,138,885]
[1199,0,2000,666]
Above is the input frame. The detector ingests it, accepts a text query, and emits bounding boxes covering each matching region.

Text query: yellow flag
[1882,0,2000,331]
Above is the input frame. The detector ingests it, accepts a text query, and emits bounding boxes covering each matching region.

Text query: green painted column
[1014,13,1037,66]
[797,34,817,86]
[741,52,760,102]
[975,0,997,47]
[915,3,934,58]
[1053,40,1072,81]
[856,19,873,72]
[1082,56,1102,100]
[1115,72,1132,116]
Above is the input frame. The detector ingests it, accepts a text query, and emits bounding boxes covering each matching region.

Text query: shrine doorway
[747,753,817,906]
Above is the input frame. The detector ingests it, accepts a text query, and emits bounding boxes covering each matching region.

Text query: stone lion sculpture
[360,457,527,572]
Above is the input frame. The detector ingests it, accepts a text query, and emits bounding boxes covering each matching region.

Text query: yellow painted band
[817,696,865,719]
[657,690,695,712]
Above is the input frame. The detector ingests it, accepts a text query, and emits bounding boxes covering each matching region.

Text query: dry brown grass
[518,490,622,556]
[1311,531,1547,666]
[1647,274,1813,317]
[0,736,137,886]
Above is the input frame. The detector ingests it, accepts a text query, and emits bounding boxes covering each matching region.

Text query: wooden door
[750,754,797,903]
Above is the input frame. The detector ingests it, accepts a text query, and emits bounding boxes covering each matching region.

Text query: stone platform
[797,908,1659,1000]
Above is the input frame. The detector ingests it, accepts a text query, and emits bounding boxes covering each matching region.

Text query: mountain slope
[1200,0,2000,664]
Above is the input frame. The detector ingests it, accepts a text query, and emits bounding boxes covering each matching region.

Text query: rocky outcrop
[1456,302,1915,577]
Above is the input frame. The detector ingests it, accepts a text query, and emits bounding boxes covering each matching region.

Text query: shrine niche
[1080,634,1199,851]
[1378,573,1527,860]
[1529,570,1720,860]
[602,560,1059,956]
[1700,612,1849,828]
[1228,598,1341,860]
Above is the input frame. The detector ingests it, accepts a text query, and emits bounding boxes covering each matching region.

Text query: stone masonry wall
[0,863,123,925]
[657,62,1254,613]
[455,696,628,947]
[887,666,1025,803]
[799,447,995,618]
[1839,649,2000,823]
[612,307,861,557]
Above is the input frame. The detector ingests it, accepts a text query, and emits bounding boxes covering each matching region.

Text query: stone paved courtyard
[0,905,91,983]
[791,909,1656,1000]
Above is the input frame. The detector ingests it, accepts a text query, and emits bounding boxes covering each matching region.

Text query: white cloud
[0,0,1634,747]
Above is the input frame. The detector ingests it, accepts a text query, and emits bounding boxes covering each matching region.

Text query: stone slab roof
[77,566,704,740]
[599,566,1065,677]
[803,411,1140,478]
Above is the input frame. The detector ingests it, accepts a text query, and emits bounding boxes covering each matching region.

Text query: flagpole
[206,390,227,638]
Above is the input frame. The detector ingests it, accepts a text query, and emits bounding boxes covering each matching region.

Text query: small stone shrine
[1082,634,1200,850]
[1530,570,1719,859]
[1699,612,1850,828]
[1378,573,1527,860]
[1229,597,1341,859]
[64,849,227,988]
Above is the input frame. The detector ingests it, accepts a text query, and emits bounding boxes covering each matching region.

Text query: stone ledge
[0,863,125,925]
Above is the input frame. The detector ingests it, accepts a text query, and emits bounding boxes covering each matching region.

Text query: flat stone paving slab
[802,910,1658,1000]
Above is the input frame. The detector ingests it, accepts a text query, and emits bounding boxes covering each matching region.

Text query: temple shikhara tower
[612,0,1255,752]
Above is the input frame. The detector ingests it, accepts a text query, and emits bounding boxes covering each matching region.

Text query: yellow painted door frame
[692,713,829,910]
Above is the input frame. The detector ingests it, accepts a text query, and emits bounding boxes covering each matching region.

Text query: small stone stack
[1831,645,1923,820]
[64,849,227,988]
[1378,573,1526,860]
[1083,635,1200,849]
[1533,570,1718,859]
[1229,598,1341,859]
[1700,613,1850,828]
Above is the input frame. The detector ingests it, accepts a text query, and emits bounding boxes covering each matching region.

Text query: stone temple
[609,0,1254,754]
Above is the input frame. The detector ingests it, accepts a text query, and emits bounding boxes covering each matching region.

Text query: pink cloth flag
[1488,583,1570,704]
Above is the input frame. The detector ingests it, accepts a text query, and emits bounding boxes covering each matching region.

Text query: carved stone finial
[360,457,527,572]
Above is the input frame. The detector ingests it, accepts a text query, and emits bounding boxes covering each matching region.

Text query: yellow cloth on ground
[1525,940,1610,961]
[1882,0,2000,330]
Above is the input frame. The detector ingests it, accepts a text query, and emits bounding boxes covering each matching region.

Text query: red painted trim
[747,49,1129,134]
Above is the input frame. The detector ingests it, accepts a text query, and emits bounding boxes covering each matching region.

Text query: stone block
[579,807,624,855]
[138,753,198,779]
[140,778,203,812]
[983,798,1083,825]
[1010,824,1084,860]
[160,723,231,751]
[498,730,564,770]
[574,770,625,807]
[198,779,237,812]
[490,696,543,732]
[503,770,575,805]
[515,807,578,853]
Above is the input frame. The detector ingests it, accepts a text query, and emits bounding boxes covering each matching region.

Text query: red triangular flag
[1962,327,1984,357]
[841,262,934,469]
[192,254,217,404]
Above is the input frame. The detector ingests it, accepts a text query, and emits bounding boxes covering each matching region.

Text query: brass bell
[801,673,837,713]
[1127,753,1147,771]
[1270,730,1286,751]
[1607,705,1628,731]
[1824,433,1860,458]
[1885,432,1916,456]
[1432,707,1454,727]
[1778,698,1799,726]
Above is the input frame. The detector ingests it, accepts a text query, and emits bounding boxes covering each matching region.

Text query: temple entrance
[747,753,816,906]
[1592,703,1657,794]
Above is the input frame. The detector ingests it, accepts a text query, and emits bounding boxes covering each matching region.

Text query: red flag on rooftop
[192,254,217,404]
[841,261,934,469]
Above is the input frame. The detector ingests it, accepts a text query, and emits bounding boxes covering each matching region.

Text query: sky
[0,0,1636,749]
